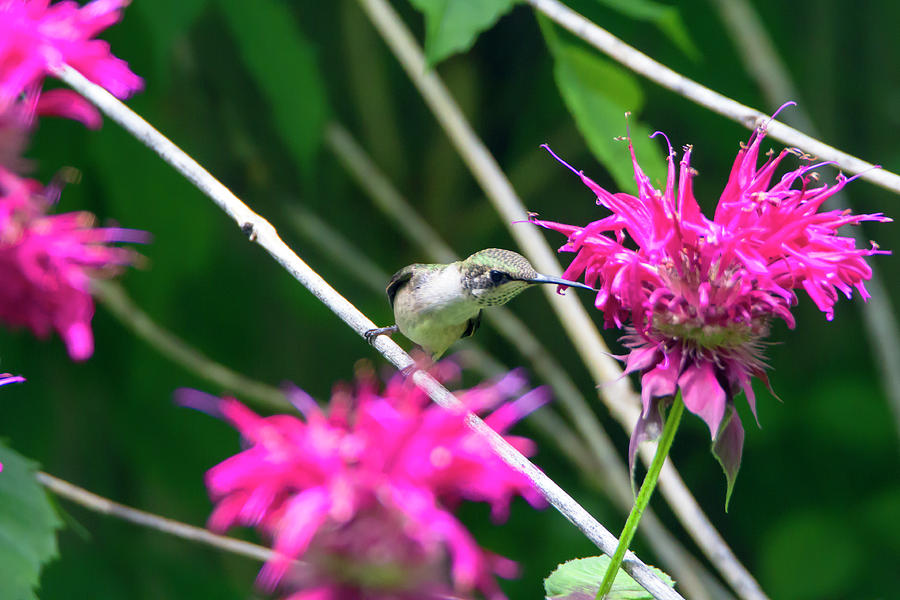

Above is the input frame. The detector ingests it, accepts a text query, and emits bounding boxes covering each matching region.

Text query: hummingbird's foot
[364,325,399,344]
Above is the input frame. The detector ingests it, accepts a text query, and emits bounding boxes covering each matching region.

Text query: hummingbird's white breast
[393,264,479,358]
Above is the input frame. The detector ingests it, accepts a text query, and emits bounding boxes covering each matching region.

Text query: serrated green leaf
[593,0,698,59]
[0,444,62,600]
[540,16,666,194]
[217,0,329,178]
[545,556,675,600]
[409,0,517,65]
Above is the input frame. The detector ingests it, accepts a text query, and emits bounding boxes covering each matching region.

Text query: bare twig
[56,65,680,600]
[37,472,277,563]
[526,0,900,196]
[92,280,291,412]
[352,1,765,598]
[709,0,900,440]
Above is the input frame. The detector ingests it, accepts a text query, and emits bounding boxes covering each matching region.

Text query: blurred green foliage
[2,0,898,598]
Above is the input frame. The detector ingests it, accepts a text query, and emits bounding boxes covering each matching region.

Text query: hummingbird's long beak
[529,274,596,291]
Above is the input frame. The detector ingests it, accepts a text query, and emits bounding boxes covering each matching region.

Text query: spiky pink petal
[678,361,727,439]
[34,88,102,128]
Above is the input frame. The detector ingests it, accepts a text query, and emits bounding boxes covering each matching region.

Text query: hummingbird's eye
[489,270,507,284]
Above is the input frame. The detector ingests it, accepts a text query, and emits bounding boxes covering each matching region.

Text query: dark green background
[2,0,898,598]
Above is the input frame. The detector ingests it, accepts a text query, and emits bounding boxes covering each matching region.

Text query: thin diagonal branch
[526,0,900,196]
[709,0,900,439]
[37,472,277,563]
[92,280,291,412]
[352,2,766,599]
[56,65,680,600]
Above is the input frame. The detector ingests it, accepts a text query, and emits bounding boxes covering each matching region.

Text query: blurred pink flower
[0,373,25,472]
[534,113,889,498]
[180,362,548,600]
[1,87,104,175]
[0,165,146,360]
[0,373,25,387]
[0,0,142,113]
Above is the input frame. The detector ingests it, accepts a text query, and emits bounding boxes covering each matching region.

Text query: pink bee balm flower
[534,115,889,499]
[0,0,143,112]
[0,165,147,360]
[179,363,548,600]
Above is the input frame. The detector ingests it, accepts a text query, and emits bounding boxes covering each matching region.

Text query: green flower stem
[595,394,685,599]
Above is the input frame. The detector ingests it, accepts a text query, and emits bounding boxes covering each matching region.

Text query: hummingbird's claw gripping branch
[364,325,399,344]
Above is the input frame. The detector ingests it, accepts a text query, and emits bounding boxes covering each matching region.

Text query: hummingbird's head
[461,248,594,307]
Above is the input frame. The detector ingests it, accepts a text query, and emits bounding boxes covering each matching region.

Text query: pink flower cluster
[0,1,145,361]
[534,114,889,498]
[180,363,548,600]
[0,0,142,127]
[0,165,146,360]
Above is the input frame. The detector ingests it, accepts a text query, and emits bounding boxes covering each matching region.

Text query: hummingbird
[364,248,595,359]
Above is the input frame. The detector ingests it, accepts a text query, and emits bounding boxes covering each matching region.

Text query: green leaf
[409,0,518,65]
[0,444,62,600]
[134,0,211,86]
[539,17,667,193]
[216,0,329,178]
[545,556,675,600]
[593,0,698,59]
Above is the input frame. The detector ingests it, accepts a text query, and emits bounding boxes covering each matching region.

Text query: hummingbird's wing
[461,310,482,339]
[386,264,418,309]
